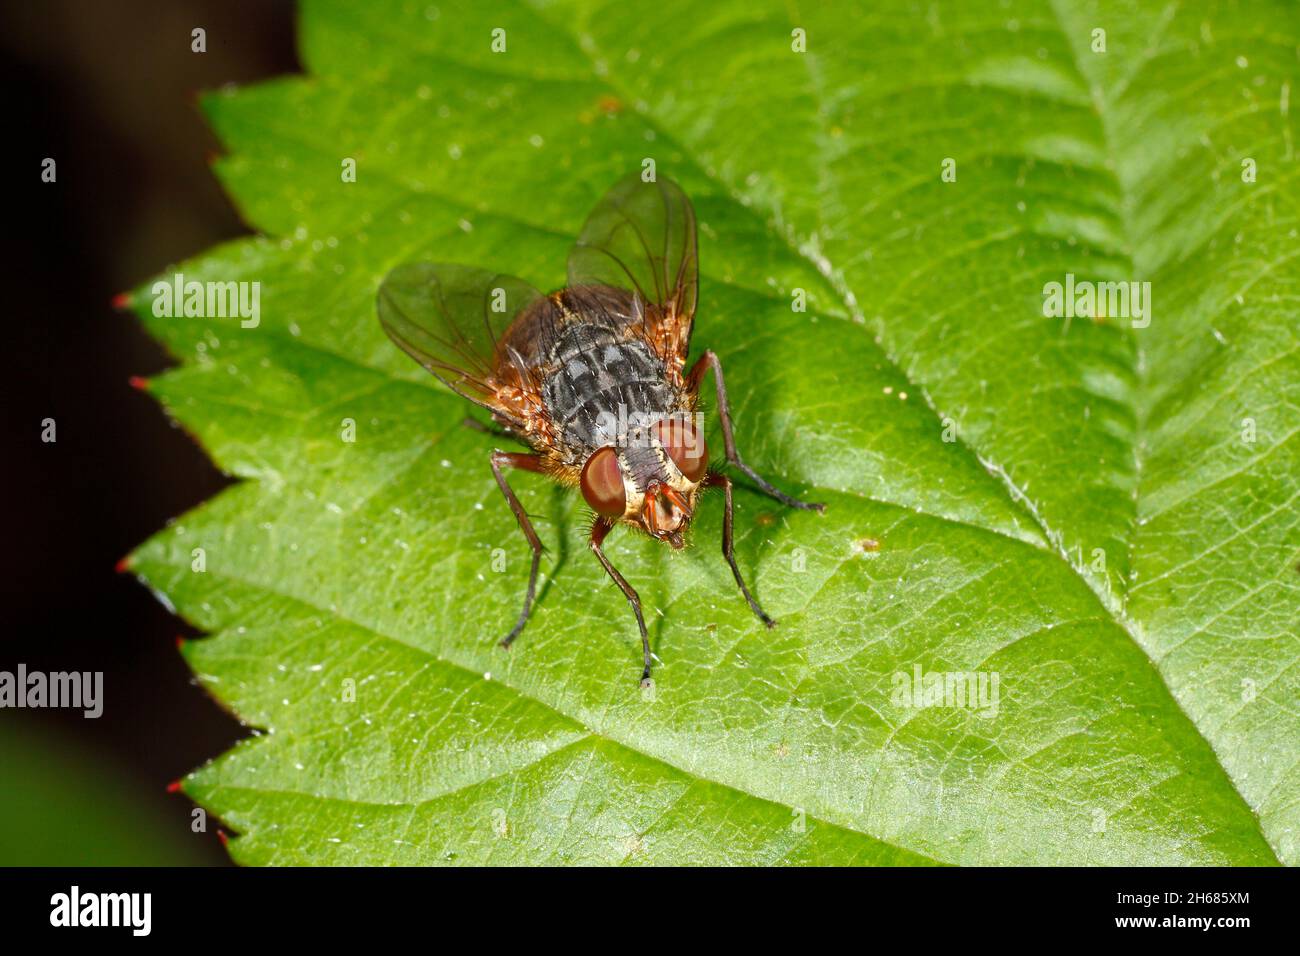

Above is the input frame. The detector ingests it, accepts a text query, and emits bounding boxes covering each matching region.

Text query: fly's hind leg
[589,517,653,687]
[490,450,547,649]
[687,350,825,512]
[464,416,516,441]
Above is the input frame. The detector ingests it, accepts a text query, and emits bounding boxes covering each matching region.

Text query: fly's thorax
[540,325,680,462]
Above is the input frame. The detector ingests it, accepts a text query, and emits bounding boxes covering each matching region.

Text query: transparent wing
[377,262,558,424]
[567,174,699,369]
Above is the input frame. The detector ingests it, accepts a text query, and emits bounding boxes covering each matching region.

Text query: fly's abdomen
[541,323,677,459]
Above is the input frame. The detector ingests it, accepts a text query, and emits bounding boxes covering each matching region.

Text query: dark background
[2,0,298,865]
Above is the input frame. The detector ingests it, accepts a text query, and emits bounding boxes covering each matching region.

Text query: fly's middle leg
[686,350,826,513]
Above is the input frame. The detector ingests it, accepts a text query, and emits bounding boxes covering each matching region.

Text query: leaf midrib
[1046,1,1277,850]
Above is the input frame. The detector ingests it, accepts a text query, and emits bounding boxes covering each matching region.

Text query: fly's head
[580,413,708,549]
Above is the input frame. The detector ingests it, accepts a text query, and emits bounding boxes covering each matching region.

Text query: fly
[377,174,824,686]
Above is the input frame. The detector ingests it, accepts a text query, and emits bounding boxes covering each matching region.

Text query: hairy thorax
[541,321,689,486]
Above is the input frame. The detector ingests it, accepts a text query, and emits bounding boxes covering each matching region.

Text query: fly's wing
[567,174,699,378]
[377,262,559,432]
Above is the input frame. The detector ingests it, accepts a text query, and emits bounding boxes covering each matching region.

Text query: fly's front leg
[687,350,825,512]
[490,450,546,649]
[704,473,775,628]
[589,517,653,687]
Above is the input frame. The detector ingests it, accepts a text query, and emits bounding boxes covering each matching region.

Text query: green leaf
[126,0,1299,865]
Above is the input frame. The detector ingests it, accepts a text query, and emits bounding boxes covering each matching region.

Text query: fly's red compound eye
[656,416,708,482]
[580,446,627,517]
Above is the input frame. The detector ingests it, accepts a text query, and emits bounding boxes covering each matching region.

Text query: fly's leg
[590,517,653,687]
[704,473,776,628]
[490,450,546,649]
[464,416,515,441]
[687,350,825,512]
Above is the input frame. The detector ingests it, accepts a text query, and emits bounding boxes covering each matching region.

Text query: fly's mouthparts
[659,484,693,520]
[642,481,690,539]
